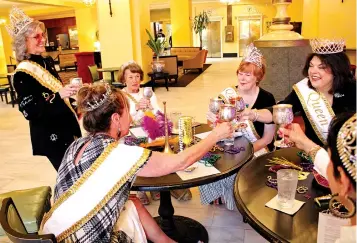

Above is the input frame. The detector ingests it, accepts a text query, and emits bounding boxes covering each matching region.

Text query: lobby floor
[0,58,267,243]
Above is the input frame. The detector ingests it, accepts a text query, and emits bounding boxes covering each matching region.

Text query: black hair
[302,52,355,94]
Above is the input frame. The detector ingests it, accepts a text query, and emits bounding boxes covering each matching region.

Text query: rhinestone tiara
[337,113,356,182]
[121,60,137,70]
[5,6,34,38]
[242,43,263,68]
[84,83,112,112]
[310,38,345,54]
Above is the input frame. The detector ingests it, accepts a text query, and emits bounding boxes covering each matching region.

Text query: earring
[328,193,356,218]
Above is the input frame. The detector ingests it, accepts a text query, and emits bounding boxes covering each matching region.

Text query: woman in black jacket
[6,7,81,170]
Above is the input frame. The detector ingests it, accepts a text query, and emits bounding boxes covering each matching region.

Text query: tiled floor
[0,58,267,243]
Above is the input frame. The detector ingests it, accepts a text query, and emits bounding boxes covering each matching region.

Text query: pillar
[75,6,98,52]
[170,0,192,47]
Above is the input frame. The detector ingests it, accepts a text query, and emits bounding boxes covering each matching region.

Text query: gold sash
[293,78,335,144]
[40,142,151,242]
[15,60,78,119]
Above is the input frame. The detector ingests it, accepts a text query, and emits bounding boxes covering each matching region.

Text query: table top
[132,124,254,191]
[97,67,121,72]
[234,147,330,243]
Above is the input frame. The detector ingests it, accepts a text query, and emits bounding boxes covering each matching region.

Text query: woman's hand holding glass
[278,124,317,153]
[59,84,80,99]
[136,98,152,111]
[211,122,234,141]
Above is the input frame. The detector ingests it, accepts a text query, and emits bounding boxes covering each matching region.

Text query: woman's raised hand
[278,123,316,152]
[238,107,254,121]
[136,98,152,111]
[59,84,80,99]
[211,122,233,141]
[206,111,218,123]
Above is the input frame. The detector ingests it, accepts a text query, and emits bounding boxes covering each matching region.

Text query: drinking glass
[170,112,182,134]
[277,169,298,208]
[70,77,82,106]
[273,104,294,148]
[219,104,236,146]
[143,87,153,100]
[208,98,223,127]
[178,116,194,151]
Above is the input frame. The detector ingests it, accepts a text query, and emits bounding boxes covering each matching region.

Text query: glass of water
[170,111,182,134]
[277,169,298,208]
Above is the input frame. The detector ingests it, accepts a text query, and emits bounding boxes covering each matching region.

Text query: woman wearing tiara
[6,7,81,171]
[279,112,356,243]
[41,82,233,243]
[118,62,192,204]
[201,44,276,210]
[241,39,356,147]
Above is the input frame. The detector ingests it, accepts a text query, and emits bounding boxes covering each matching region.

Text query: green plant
[193,11,210,48]
[146,29,165,61]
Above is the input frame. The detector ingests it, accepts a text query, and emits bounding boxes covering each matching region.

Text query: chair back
[88,65,100,82]
[160,56,178,76]
[7,65,16,73]
[0,198,57,243]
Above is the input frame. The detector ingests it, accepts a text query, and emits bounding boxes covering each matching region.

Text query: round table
[132,124,254,243]
[147,72,170,91]
[234,147,330,243]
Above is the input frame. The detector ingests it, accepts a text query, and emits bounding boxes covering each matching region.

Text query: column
[0,17,14,66]
[97,0,134,69]
[170,0,192,47]
[75,6,98,52]
[0,27,7,85]
[301,0,319,38]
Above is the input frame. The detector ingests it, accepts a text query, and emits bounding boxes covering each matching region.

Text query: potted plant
[193,11,210,49]
[146,29,166,73]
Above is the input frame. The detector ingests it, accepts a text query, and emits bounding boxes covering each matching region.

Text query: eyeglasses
[28,33,46,42]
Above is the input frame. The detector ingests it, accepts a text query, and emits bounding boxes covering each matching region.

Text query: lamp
[0,19,6,25]
[220,0,240,4]
[82,0,95,6]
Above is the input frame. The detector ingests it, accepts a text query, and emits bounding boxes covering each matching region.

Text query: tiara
[242,43,263,68]
[84,83,112,112]
[310,38,345,54]
[337,114,356,182]
[5,7,34,38]
[121,60,137,70]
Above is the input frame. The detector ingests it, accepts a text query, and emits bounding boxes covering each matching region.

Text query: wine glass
[273,104,294,148]
[70,77,82,106]
[209,98,223,127]
[219,104,236,146]
[143,87,153,100]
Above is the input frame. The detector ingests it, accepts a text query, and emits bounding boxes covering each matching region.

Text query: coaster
[265,195,305,215]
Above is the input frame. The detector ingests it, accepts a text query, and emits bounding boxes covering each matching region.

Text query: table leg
[154,191,209,243]
[151,77,155,92]
[111,72,115,84]
[165,77,169,91]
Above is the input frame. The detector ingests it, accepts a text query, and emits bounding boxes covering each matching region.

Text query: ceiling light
[220,0,240,4]
[82,0,96,6]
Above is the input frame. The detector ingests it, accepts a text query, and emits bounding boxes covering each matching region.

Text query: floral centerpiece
[141,110,173,141]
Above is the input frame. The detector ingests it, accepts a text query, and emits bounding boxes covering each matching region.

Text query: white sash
[218,86,268,157]
[293,78,335,144]
[15,60,78,119]
[40,143,150,242]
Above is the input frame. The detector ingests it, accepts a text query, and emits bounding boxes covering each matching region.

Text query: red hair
[236,61,266,83]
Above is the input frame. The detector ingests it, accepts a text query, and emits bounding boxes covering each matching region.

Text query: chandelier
[82,0,96,6]
[220,0,240,4]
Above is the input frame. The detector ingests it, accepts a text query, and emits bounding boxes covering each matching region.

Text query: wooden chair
[0,197,56,243]
[159,55,179,83]
[88,65,125,89]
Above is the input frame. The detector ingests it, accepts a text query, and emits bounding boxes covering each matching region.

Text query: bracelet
[253,109,259,122]
[307,145,321,161]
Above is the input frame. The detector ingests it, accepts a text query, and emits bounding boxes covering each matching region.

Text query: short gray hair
[12,21,45,62]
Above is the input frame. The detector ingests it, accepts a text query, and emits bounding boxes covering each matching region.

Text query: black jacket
[13,54,81,157]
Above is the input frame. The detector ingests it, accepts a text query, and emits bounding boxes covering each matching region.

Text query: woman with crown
[40,82,233,242]
[6,7,81,171]
[118,61,193,205]
[241,39,356,148]
[200,44,276,210]
[279,112,356,242]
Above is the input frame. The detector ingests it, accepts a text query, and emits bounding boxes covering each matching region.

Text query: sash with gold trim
[15,60,78,119]
[40,143,151,242]
[217,86,268,157]
[293,78,335,144]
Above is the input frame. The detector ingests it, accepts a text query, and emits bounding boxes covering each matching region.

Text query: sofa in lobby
[170,47,201,61]
[183,50,208,73]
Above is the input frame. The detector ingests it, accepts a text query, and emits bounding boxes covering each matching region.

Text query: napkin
[195,131,242,140]
[176,162,220,180]
[265,195,305,215]
[129,127,148,138]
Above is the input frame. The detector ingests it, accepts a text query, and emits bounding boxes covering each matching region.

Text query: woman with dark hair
[241,39,356,146]
[6,7,81,170]
[41,82,233,242]
[279,112,356,242]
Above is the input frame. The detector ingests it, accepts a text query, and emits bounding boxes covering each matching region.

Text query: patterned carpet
[58,70,78,85]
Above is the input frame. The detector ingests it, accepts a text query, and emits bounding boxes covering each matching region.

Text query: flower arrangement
[141,110,172,141]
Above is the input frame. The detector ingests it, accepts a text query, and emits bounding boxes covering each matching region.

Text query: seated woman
[40,83,232,242]
[241,38,356,147]
[201,44,276,210]
[118,61,192,205]
[280,112,356,242]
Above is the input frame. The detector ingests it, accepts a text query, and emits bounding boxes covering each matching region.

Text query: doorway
[202,18,222,58]
[237,15,263,57]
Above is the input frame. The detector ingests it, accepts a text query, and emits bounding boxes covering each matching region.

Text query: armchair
[183,50,207,74]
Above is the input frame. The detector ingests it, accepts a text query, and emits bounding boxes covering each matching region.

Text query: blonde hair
[117,62,144,84]
[13,21,45,62]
